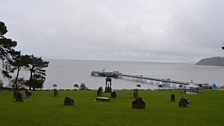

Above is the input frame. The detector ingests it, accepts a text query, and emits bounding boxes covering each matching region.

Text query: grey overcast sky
[1,0,224,63]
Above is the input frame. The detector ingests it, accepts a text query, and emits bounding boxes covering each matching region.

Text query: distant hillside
[196,57,224,66]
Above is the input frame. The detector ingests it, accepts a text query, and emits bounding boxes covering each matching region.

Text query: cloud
[0,0,223,63]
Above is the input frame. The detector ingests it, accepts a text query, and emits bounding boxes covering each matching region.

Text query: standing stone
[179,97,188,107]
[64,97,74,106]
[185,97,191,104]
[132,97,146,109]
[25,90,32,98]
[111,91,117,98]
[133,89,139,98]
[97,87,103,96]
[54,89,59,97]
[13,90,20,98]
[14,90,25,102]
[171,94,175,102]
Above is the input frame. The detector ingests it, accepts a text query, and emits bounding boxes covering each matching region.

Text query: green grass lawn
[0,89,224,126]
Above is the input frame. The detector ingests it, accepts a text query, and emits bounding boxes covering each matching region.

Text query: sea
[2,60,224,90]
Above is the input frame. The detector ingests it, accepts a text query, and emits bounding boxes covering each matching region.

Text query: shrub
[79,83,87,90]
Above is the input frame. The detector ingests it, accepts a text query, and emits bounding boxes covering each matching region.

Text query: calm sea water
[38,60,224,90]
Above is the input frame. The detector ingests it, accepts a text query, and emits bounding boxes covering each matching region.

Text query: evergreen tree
[10,53,29,89]
[25,55,49,90]
[0,21,49,90]
[0,21,17,78]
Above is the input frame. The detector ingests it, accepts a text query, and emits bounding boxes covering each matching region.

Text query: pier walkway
[91,70,189,86]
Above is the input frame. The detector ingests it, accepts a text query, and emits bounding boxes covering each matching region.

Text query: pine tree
[10,53,29,89]
[0,21,18,79]
[25,55,49,90]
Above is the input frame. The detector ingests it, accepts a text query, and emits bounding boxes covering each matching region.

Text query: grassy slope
[0,90,224,126]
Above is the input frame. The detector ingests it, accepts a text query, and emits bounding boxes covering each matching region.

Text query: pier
[91,70,121,78]
[91,70,190,86]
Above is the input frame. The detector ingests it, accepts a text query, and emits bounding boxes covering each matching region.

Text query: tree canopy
[0,21,18,79]
[0,21,49,90]
[24,55,49,90]
[10,53,30,89]
[0,22,8,36]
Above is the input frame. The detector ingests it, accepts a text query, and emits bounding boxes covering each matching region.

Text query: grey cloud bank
[1,0,224,63]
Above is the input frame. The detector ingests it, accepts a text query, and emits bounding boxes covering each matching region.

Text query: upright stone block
[111,91,117,98]
[54,89,59,97]
[14,90,25,102]
[25,90,32,98]
[64,97,74,106]
[97,87,103,96]
[171,94,175,102]
[132,97,146,109]
[179,97,190,107]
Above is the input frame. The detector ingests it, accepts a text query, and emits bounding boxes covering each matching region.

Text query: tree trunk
[29,67,34,90]
[14,67,21,89]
